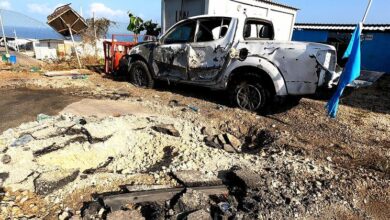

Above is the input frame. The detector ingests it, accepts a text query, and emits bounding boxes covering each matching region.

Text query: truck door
[154,20,197,80]
[187,17,234,81]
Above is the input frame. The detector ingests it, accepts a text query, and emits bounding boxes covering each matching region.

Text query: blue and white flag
[326,23,362,118]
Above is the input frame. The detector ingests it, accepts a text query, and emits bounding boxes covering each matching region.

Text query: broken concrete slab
[107,210,145,220]
[34,169,79,195]
[152,124,180,137]
[231,169,263,189]
[173,170,223,187]
[174,189,210,213]
[187,209,212,220]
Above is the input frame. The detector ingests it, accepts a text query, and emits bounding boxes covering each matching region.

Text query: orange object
[103,34,155,74]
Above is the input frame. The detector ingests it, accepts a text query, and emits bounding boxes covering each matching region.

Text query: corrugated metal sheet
[294,23,390,32]
[254,0,299,11]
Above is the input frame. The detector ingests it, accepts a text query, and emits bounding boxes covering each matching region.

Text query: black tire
[129,60,154,88]
[229,78,270,112]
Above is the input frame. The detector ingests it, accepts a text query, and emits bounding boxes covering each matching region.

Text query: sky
[0,0,388,25]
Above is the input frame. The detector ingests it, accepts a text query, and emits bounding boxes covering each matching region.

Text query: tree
[127,12,161,37]
[82,17,115,44]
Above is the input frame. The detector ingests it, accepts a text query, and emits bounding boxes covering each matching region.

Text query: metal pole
[13,29,19,52]
[362,0,373,23]
[0,10,9,55]
[68,25,82,69]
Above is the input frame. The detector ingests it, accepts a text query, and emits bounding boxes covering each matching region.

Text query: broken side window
[195,18,231,43]
[163,20,197,44]
[244,19,274,40]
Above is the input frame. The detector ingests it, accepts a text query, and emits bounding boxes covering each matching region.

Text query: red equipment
[103,34,155,74]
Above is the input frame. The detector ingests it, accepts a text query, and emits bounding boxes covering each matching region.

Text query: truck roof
[188,14,271,22]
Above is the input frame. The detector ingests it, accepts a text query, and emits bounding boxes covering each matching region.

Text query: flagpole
[362,0,373,23]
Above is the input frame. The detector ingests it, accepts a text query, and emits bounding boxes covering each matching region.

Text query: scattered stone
[231,169,262,189]
[34,169,79,195]
[174,189,210,213]
[224,133,242,150]
[223,144,237,153]
[152,124,180,137]
[1,154,11,164]
[187,209,212,220]
[107,210,145,220]
[59,208,72,220]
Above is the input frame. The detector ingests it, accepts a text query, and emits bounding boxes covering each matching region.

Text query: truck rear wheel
[230,80,270,112]
[129,60,154,88]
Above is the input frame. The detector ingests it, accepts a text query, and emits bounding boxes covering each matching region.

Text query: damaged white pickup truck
[124,15,340,112]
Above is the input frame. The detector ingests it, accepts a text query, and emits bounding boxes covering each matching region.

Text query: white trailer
[161,0,298,41]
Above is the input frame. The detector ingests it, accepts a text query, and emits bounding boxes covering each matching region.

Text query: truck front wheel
[129,60,154,88]
[230,80,270,112]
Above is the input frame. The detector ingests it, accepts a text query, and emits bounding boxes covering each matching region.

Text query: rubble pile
[0,101,388,219]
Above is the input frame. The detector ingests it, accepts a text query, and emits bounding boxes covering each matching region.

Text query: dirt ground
[0,88,81,133]
[0,66,389,219]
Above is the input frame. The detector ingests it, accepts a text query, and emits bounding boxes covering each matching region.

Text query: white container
[161,0,298,41]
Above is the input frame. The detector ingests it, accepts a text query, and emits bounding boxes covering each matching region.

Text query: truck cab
[125,15,340,112]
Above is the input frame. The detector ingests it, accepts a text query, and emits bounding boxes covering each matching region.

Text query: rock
[223,144,237,153]
[11,134,34,147]
[187,209,212,220]
[173,170,223,187]
[152,124,180,137]
[0,145,7,153]
[1,154,11,164]
[231,169,263,189]
[217,134,227,145]
[0,172,9,187]
[204,136,222,149]
[59,209,72,220]
[116,90,131,97]
[201,127,216,136]
[34,169,79,195]
[224,134,242,149]
[107,210,144,220]
[175,189,210,213]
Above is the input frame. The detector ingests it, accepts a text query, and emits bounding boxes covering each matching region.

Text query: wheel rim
[133,66,148,87]
[236,84,262,111]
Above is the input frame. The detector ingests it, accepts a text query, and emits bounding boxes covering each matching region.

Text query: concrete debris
[59,208,73,220]
[174,189,210,213]
[107,210,145,220]
[204,133,242,153]
[231,169,263,189]
[152,124,181,137]
[173,170,223,187]
[34,169,79,195]
[186,209,212,220]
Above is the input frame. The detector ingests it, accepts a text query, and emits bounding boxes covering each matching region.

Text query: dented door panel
[153,44,189,80]
[187,18,237,82]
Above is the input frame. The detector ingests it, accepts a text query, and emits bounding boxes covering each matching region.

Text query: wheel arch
[127,54,155,77]
[226,59,288,96]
